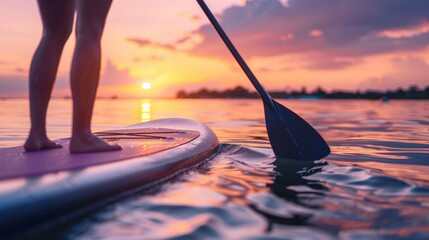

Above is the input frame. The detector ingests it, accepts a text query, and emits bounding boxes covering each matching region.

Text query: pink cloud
[309,29,323,37]
[359,57,429,90]
[101,60,137,86]
[127,38,176,51]
[187,0,429,69]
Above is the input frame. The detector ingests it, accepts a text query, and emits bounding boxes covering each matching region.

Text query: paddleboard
[0,118,218,236]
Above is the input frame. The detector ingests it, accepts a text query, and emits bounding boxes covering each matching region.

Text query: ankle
[28,128,48,138]
[71,128,93,139]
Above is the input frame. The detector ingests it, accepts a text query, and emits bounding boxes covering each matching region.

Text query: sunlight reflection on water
[0,99,429,239]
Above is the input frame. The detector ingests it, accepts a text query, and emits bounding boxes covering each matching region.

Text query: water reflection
[247,158,328,228]
[1,99,429,239]
[269,159,328,206]
[140,100,151,122]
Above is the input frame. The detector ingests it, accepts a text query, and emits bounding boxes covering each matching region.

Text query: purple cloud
[0,60,13,65]
[127,34,196,51]
[127,38,176,50]
[0,75,28,97]
[188,0,429,69]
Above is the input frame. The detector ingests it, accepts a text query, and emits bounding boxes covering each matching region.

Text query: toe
[110,143,122,151]
[43,140,63,150]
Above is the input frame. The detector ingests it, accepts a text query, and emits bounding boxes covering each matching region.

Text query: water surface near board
[0,99,429,239]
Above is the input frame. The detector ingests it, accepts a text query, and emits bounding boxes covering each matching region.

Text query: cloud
[133,54,165,62]
[305,58,360,70]
[0,75,27,97]
[180,12,202,23]
[359,57,429,90]
[188,0,429,69]
[127,38,176,51]
[100,60,162,87]
[127,33,199,51]
[101,60,137,85]
[15,68,26,73]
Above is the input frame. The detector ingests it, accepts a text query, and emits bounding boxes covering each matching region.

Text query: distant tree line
[176,85,429,100]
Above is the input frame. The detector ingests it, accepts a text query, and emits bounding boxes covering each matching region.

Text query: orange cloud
[359,57,429,90]
[378,23,429,39]
[309,29,323,37]
[1,0,429,97]
[180,12,202,23]
[127,38,176,51]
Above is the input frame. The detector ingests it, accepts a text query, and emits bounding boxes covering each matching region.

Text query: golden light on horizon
[141,82,152,90]
[1,0,429,98]
[141,100,151,122]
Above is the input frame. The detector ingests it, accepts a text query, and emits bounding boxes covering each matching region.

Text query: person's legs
[69,0,121,153]
[24,0,74,151]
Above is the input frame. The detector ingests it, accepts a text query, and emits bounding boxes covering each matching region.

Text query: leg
[69,0,121,153]
[24,0,74,151]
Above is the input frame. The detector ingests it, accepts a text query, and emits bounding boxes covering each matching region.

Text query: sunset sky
[1,0,428,98]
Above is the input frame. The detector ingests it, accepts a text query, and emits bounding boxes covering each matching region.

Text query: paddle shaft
[196,0,273,107]
[196,0,331,160]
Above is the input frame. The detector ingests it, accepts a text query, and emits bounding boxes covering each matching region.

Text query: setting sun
[141,82,152,90]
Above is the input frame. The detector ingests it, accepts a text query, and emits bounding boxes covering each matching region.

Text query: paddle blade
[264,99,330,160]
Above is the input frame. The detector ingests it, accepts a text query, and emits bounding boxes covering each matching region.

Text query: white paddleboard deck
[0,118,218,235]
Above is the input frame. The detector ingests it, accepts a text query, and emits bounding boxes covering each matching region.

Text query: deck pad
[0,128,199,180]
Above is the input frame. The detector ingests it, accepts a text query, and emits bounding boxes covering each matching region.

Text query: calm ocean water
[1,98,429,239]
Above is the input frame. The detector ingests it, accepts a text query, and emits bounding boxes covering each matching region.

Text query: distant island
[176,85,429,100]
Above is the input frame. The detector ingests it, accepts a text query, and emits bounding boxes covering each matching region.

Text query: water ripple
[1,99,429,239]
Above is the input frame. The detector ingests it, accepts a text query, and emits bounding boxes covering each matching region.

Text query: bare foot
[24,134,63,152]
[69,133,122,154]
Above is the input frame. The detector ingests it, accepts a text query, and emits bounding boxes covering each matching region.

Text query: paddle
[196,0,330,160]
